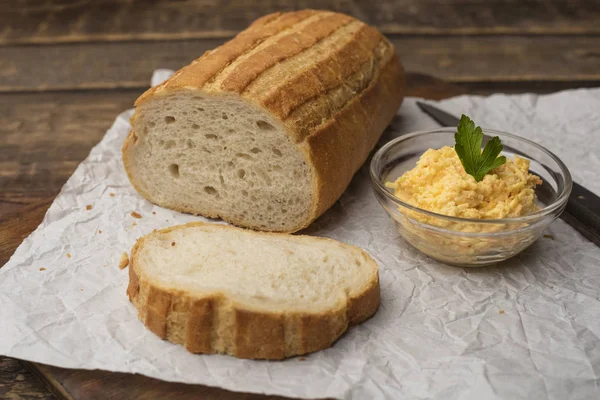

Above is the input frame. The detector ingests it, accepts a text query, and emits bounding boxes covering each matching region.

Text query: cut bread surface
[135,222,374,309]
[127,223,380,359]
[124,93,312,231]
[123,10,405,233]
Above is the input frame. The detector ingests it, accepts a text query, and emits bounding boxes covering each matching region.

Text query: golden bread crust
[126,222,380,359]
[124,10,405,232]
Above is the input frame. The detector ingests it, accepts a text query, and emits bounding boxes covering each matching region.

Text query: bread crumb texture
[119,252,130,270]
[122,10,404,233]
[131,211,142,219]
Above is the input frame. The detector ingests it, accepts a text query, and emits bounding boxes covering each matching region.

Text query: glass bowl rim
[370,127,573,225]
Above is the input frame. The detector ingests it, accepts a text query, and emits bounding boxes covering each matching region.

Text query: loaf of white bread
[123,10,405,232]
[127,223,380,359]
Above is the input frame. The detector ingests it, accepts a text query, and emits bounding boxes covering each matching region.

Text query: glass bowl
[370,128,572,267]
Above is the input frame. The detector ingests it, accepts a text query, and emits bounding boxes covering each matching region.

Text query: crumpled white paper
[2,69,600,400]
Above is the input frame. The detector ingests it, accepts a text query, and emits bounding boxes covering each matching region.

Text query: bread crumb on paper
[131,211,142,219]
[119,252,130,270]
[499,310,505,314]
[109,193,115,197]
[171,241,176,246]
[39,267,46,271]
[152,211,156,215]
[86,204,93,210]
[98,229,102,234]
[66,253,72,258]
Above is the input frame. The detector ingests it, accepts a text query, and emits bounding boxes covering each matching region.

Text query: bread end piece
[126,222,380,359]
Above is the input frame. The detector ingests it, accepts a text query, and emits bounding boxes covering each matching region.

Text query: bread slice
[122,10,405,233]
[126,222,380,359]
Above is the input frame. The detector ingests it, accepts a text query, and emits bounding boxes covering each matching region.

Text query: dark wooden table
[1,1,599,398]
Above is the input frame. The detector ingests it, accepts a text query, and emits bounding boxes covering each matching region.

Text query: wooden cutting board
[0,73,464,400]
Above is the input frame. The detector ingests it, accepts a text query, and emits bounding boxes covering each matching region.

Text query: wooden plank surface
[2,0,600,45]
[2,35,600,93]
[0,357,56,399]
[27,363,294,400]
[0,90,140,217]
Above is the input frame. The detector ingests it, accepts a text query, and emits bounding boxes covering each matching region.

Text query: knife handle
[564,182,600,246]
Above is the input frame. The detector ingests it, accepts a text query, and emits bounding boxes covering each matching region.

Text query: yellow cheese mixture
[386,146,542,219]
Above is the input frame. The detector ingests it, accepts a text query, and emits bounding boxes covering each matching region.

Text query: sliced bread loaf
[122,10,405,232]
[126,222,380,359]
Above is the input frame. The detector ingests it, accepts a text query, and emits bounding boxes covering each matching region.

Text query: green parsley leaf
[454,114,506,182]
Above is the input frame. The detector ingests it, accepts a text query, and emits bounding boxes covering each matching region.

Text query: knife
[416,101,600,247]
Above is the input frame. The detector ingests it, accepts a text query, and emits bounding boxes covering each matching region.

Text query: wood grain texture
[27,363,296,400]
[2,35,599,93]
[1,0,600,45]
[0,357,56,399]
[463,80,600,95]
[0,200,51,266]
[0,90,139,216]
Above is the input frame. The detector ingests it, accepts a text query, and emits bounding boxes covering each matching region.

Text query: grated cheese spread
[386,146,542,220]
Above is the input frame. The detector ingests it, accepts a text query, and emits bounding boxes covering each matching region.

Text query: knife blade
[416,101,600,247]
